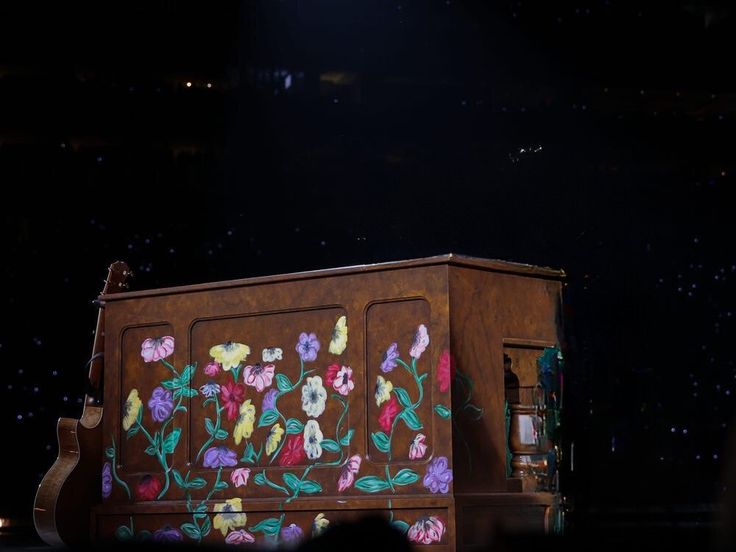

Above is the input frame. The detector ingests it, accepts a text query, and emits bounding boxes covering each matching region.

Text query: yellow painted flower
[233,399,256,445]
[213,497,247,537]
[312,513,330,537]
[209,341,251,372]
[328,315,348,355]
[375,376,393,407]
[265,423,284,456]
[122,389,142,431]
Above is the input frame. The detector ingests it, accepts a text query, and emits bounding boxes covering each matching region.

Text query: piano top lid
[99,253,565,302]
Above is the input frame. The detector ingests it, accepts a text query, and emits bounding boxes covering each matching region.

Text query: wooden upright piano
[35,254,566,549]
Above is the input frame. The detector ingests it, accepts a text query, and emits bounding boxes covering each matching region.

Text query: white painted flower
[262,347,283,362]
[301,376,327,418]
[303,420,324,460]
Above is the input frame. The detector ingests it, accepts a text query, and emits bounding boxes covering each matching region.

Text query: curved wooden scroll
[33,261,130,546]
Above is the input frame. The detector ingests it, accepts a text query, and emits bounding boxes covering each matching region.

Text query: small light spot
[186,81,192,88]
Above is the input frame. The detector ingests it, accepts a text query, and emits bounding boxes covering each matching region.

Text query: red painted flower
[221,380,246,421]
[378,395,401,433]
[279,433,306,467]
[325,363,341,387]
[437,349,452,393]
[136,474,162,501]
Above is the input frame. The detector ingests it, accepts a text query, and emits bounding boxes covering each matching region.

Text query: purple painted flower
[280,523,304,545]
[423,456,453,494]
[101,462,112,498]
[203,445,238,468]
[262,388,278,412]
[199,381,220,397]
[380,342,399,373]
[153,526,183,543]
[148,386,174,422]
[296,332,320,362]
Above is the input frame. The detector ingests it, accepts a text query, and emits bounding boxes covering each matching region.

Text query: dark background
[2,0,735,543]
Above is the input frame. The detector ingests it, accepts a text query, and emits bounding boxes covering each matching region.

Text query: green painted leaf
[180,364,196,385]
[214,428,228,440]
[254,472,267,486]
[249,517,282,536]
[339,428,354,447]
[200,516,211,537]
[214,480,228,491]
[126,424,140,439]
[105,447,115,459]
[161,379,177,390]
[285,418,304,434]
[391,520,410,534]
[183,387,198,398]
[193,512,207,521]
[241,442,257,464]
[463,403,484,420]
[172,469,185,488]
[144,444,158,456]
[394,387,413,409]
[321,438,340,453]
[204,417,215,436]
[434,404,451,419]
[282,472,300,491]
[371,431,390,453]
[400,408,423,431]
[276,373,293,392]
[162,428,182,454]
[299,479,322,494]
[115,525,133,541]
[355,476,391,493]
[195,503,208,513]
[391,468,419,486]
[231,365,241,382]
[258,409,279,427]
[180,522,201,540]
[135,530,152,542]
[418,372,428,383]
[188,477,207,489]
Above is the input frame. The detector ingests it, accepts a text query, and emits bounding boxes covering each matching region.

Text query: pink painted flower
[409,324,429,359]
[437,349,451,392]
[332,365,354,396]
[337,454,362,492]
[221,381,246,421]
[225,529,255,544]
[325,363,341,387]
[231,467,251,488]
[135,474,162,501]
[378,396,401,433]
[204,361,221,376]
[243,363,275,392]
[140,336,175,363]
[409,433,428,460]
[407,516,445,545]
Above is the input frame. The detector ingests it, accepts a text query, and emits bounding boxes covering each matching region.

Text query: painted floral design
[203,445,238,468]
[199,381,220,397]
[279,433,306,467]
[265,423,284,455]
[221,381,246,421]
[337,454,362,492]
[375,375,393,406]
[243,362,275,392]
[437,349,451,393]
[423,456,453,494]
[213,498,247,537]
[148,386,174,422]
[325,363,340,387]
[153,526,184,542]
[332,365,354,396]
[136,474,163,501]
[312,513,329,537]
[262,347,283,362]
[409,324,430,359]
[295,332,320,362]
[102,462,112,498]
[122,389,142,431]
[225,529,255,544]
[141,336,175,363]
[231,467,251,488]
[233,399,256,445]
[301,376,327,418]
[280,523,304,544]
[380,342,399,373]
[328,315,348,355]
[204,361,221,377]
[378,395,401,433]
[262,388,278,411]
[210,342,251,372]
[303,419,324,460]
[407,516,445,544]
[409,433,428,460]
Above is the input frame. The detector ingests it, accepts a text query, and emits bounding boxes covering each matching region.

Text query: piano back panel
[100,265,453,509]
